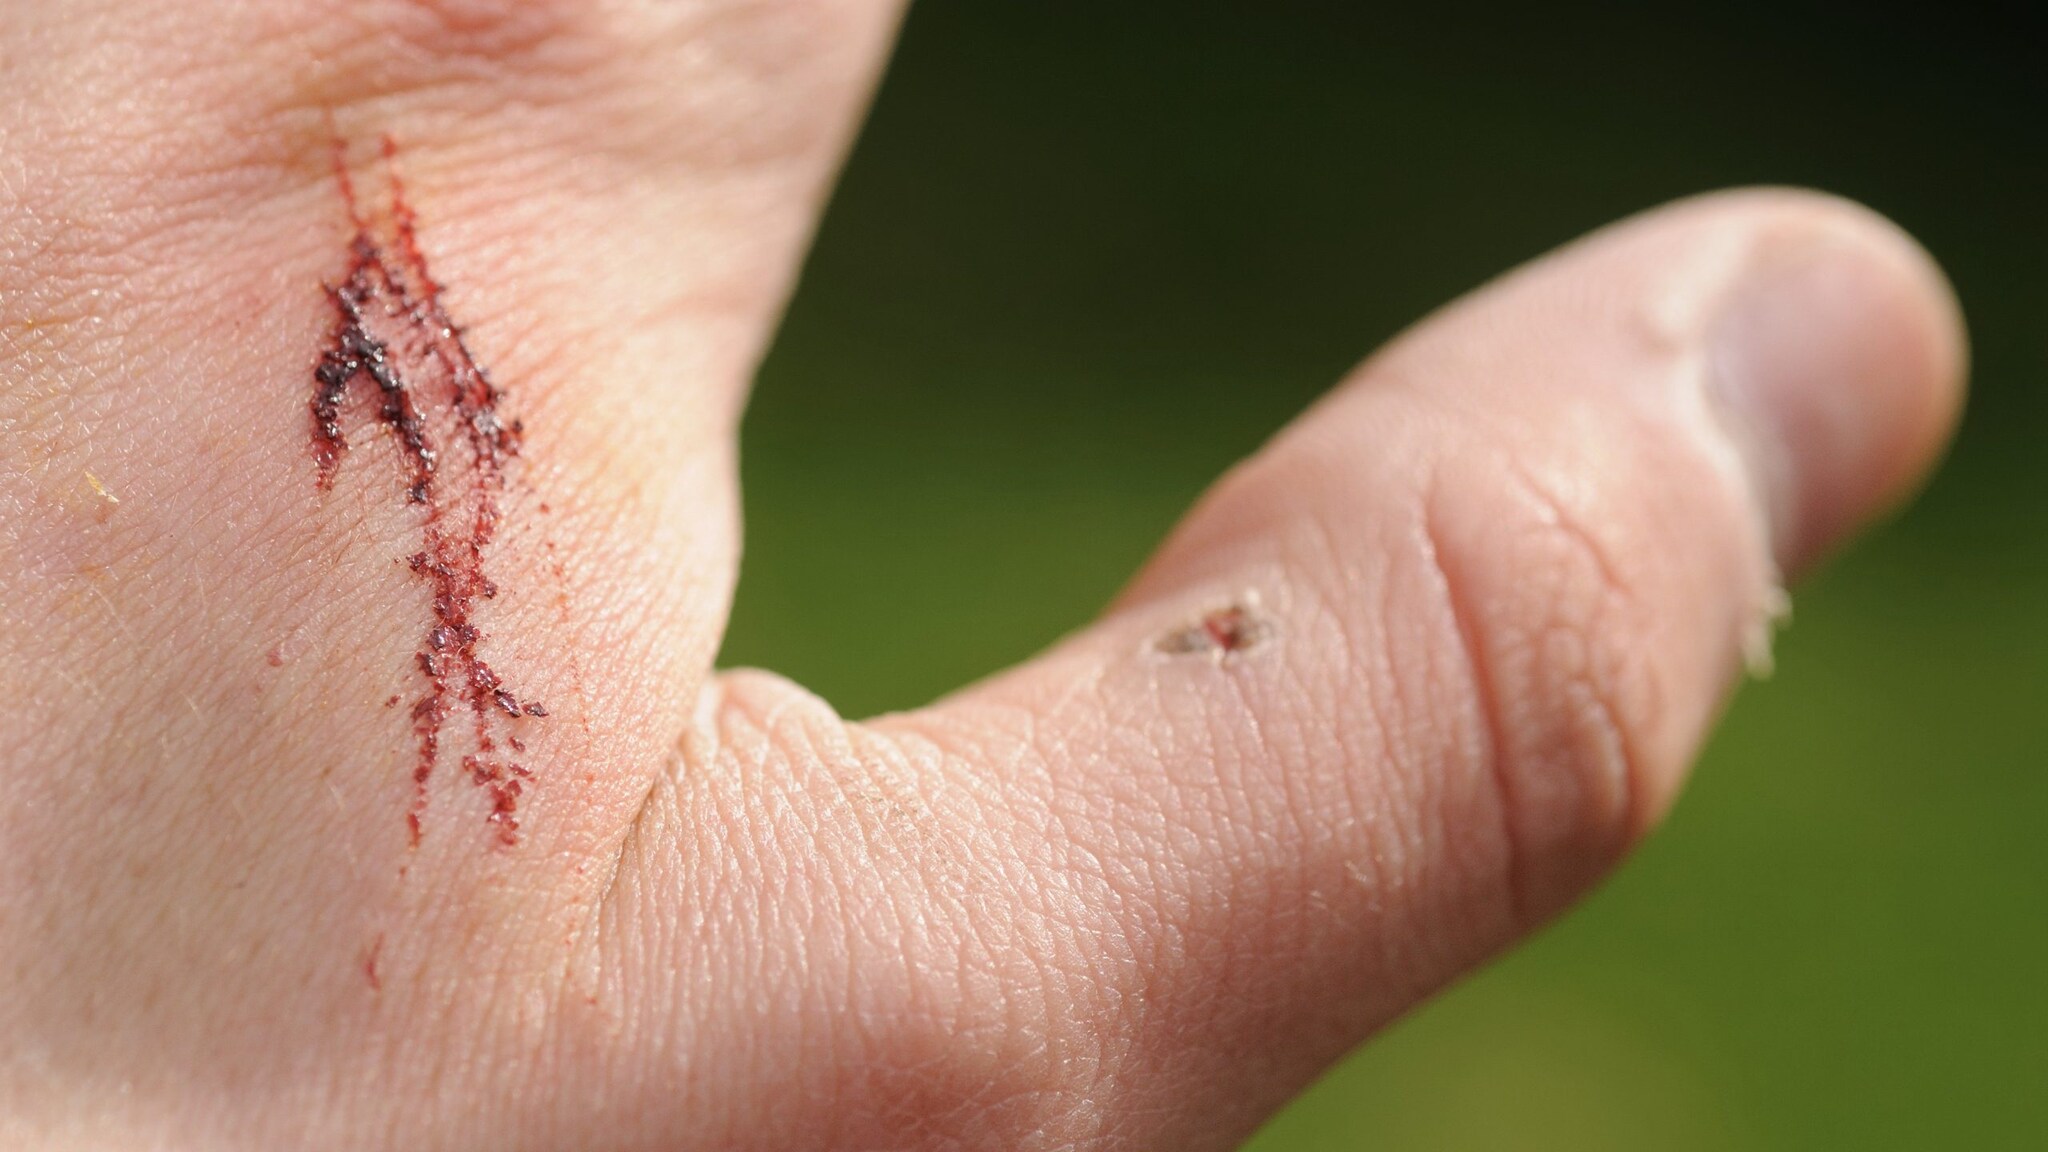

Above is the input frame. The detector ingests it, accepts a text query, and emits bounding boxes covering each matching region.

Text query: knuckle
[0,0,883,286]
[1421,446,1673,921]
[277,0,616,114]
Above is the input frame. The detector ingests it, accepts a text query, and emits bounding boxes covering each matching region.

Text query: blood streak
[311,136,541,846]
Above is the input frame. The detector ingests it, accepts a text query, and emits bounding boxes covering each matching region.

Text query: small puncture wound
[1155,598,1275,658]
[311,136,542,847]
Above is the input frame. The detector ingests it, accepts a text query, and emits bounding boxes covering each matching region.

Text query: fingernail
[1708,219,1964,574]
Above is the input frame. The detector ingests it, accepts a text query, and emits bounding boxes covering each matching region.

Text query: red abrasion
[311,136,543,847]
[363,933,385,992]
[1154,600,1273,658]
[1200,606,1257,652]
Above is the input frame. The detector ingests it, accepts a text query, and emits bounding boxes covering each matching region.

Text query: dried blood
[311,137,542,847]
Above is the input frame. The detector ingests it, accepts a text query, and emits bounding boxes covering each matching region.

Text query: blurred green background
[720,3,2048,1147]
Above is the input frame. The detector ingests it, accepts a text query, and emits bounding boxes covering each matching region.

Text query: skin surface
[0,2,1965,1149]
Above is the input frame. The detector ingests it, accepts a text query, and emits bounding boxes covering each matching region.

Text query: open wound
[310,137,543,847]
[1154,594,1276,659]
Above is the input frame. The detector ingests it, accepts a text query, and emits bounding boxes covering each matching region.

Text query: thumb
[888,189,1965,1148]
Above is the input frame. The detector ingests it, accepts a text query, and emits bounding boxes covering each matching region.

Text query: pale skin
[0,2,1968,1149]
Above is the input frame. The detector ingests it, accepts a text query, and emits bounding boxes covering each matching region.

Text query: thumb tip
[1705,190,1968,575]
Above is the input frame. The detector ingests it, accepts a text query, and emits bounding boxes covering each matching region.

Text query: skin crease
[0,2,1966,1150]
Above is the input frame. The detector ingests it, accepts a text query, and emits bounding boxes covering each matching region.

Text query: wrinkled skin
[0,2,1965,1149]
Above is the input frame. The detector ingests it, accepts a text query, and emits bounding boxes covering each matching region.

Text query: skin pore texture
[0,2,1964,1151]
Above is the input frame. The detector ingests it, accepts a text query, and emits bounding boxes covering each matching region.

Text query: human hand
[0,2,1965,1149]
